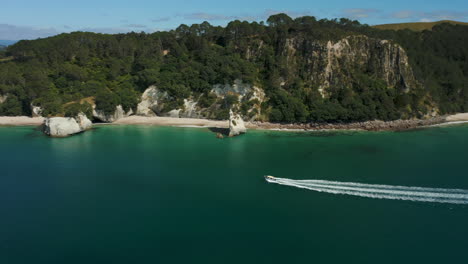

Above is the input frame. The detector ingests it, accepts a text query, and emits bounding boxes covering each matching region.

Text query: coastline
[1,114,468,131]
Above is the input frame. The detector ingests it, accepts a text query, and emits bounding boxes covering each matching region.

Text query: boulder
[229,109,247,137]
[0,94,7,104]
[43,112,92,137]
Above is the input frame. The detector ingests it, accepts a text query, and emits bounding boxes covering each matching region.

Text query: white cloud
[151,17,171,23]
[123,24,147,29]
[391,10,414,19]
[342,8,380,19]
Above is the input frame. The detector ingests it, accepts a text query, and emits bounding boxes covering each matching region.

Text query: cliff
[280,35,416,96]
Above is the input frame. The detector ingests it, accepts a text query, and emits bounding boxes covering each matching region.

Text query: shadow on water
[352,144,382,154]
[394,126,449,135]
[24,126,46,138]
[208,127,230,136]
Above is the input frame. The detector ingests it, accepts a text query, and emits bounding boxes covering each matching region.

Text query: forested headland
[0,14,467,123]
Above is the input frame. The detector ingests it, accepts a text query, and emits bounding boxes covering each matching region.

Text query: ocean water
[1,124,468,263]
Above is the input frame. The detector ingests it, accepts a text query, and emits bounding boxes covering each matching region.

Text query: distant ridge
[0,40,17,46]
[373,20,468,31]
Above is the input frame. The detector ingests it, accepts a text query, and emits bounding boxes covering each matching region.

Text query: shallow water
[1,125,468,263]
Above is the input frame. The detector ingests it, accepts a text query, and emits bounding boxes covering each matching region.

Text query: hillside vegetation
[373,20,468,31]
[0,14,467,123]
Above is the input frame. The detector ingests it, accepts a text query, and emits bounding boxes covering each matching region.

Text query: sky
[1,0,468,40]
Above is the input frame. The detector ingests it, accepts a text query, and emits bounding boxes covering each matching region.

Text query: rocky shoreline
[247,116,451,131]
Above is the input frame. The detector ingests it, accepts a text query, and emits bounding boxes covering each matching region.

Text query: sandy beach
[1,113,468,131]
[0,116,44,126]
[445,113,468,122]
[113,116,230,128]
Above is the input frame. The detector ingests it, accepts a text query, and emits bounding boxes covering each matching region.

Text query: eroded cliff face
[93,105,133,123]
[281,35,417,96]
[136,80,265,120]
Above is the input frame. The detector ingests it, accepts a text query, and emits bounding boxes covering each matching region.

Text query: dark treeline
[0,14,467,122]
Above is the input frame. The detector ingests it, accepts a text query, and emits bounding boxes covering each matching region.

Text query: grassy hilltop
[373,20,468,31]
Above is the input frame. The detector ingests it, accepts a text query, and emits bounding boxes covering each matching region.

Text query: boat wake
[266,177,468,204]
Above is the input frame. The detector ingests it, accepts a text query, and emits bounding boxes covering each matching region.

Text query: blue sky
[1,0,468,40]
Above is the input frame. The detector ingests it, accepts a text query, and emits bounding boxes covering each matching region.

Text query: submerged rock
[229,109,247,137]
[43,112,92,137]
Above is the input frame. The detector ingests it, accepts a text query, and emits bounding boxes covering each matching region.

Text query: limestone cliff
[93,105,133,123]
[280,35,417,96]
[136,80,265,121]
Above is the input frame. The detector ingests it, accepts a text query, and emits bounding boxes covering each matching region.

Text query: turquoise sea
[1,124,468,263]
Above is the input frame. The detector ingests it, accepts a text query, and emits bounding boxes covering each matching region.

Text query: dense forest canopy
[0,14,467,123]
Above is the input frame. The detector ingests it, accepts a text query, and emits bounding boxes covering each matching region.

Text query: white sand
[0,116,44,126]
[113,116,230,128]
[446,113,468,122]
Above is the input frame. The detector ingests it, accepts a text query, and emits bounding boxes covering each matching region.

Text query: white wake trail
[267,177,468,204]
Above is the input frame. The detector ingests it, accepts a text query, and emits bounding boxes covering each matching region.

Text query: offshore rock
[43,112,92,137]
[229,109,247,137]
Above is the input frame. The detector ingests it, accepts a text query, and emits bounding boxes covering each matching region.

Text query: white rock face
[180,98,201,118]
[136,86,168,116]
[75,112,92,131]
[0,94,7,104]
[31,105,43,117]
[43,113,92,137]
[229,109,247,137]
[93,105,133,122]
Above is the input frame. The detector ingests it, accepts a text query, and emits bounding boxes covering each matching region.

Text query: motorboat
[264,175,277,182]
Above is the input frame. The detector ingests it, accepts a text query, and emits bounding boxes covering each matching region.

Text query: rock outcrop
[134,81,265,121]
[229,109,247,137]
[281,35,417,96]
[31,104,43,117]
[93,105,133,123]
[136,86,168,116]
[0,94,7,104]
[75,112,92,131]
[43,113,92,137]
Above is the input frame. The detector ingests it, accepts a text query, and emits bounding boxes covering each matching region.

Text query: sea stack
[228,109,246,137]
[43,113,92,137]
